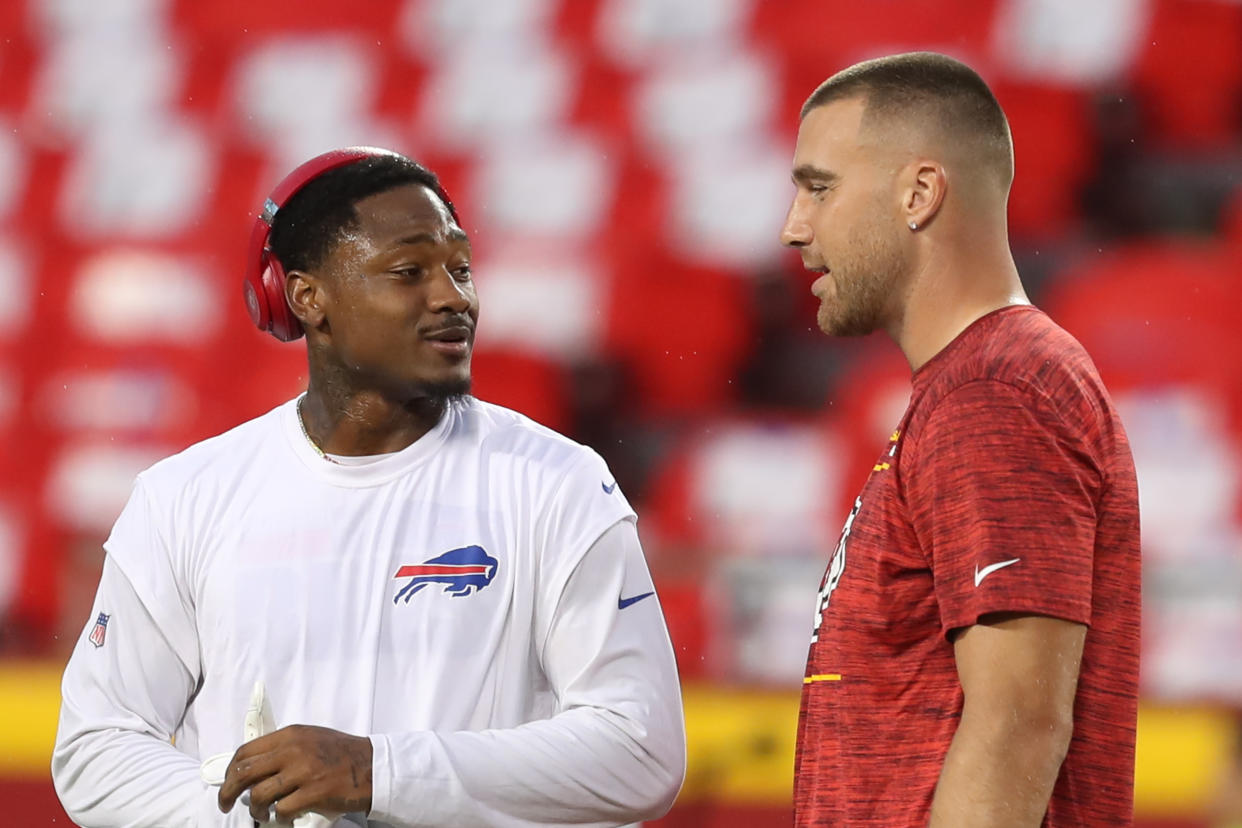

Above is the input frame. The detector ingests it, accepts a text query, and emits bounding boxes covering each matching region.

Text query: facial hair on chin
[412,376,472,406]
[822,225,903,337]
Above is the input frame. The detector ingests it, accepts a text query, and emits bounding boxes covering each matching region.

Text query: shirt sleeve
[367,517,687,827]
[905,380,1103,637]
[52,550,218,827]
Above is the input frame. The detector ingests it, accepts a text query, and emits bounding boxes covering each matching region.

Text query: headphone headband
[242,146,405,342]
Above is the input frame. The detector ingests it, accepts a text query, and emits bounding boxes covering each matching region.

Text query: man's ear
[903,159,947,231]
[286,270,328,332]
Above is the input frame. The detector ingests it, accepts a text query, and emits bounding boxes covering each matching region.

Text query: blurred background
[1,0,1241,824]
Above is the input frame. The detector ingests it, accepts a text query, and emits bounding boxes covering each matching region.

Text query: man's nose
[427,268,473,313]
[780,200,812,248]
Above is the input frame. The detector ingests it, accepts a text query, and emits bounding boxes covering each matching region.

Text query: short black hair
[268,154,459,274]
[801,52,1013,184]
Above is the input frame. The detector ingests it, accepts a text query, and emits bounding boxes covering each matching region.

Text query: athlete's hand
[217,724,373,823]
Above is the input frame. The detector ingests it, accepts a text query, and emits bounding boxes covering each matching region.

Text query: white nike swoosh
[973,557,1021,587]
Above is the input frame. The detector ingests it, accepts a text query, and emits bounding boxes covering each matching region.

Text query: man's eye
[452,264,473,281]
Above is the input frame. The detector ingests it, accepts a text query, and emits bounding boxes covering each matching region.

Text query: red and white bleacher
[1,0,1240,698]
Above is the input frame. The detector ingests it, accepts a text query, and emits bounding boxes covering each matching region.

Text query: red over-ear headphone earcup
[259,249,302,343]
[243,146,435,342]
[243,200,291,338]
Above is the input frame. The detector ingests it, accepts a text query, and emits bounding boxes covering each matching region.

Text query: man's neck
[889,244,1028,373]
[299,384,448,458]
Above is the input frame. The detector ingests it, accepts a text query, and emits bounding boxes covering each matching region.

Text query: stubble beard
[816,222,905,338]
[415,376,472,407]
[314,350,473,410]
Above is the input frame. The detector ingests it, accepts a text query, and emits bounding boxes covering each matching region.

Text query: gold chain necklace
[296,397,340,464]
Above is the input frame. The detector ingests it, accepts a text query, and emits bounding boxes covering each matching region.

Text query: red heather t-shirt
[795,306,1141,827]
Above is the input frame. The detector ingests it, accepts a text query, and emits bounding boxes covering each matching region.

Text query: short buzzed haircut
[801,52,1014,187]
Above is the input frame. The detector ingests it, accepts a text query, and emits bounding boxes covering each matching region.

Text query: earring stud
[908,221,918,230]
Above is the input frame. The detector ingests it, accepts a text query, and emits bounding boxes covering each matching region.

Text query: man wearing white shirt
[51,148,686,827]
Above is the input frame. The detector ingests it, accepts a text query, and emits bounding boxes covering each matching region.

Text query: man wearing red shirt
[781,52,1140,827]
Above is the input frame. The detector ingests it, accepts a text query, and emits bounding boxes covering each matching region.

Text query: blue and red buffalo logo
[393,545,498,604]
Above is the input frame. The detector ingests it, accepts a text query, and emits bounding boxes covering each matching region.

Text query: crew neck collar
[912,304,1039,384]
[280,394,459,487]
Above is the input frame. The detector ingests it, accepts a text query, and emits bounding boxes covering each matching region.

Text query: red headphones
[243,146,402,342]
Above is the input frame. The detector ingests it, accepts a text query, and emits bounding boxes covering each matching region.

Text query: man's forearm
[371,703,683,827]
[53,723,219,828]
[928,706,1072,827]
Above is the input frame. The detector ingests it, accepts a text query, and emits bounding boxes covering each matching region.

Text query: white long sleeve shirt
[53,396,686,827]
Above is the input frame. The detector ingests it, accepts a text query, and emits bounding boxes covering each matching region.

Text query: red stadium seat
[758,0,1000,127]
[566,52,637,140]
[752,0,999,65]
[1046,240,1242,703]
[470,347,570,433]
[603,247,751,418]
[1129,0,1242,150]
[0,235,35,347]
[0,32,37,113]
[177,35,249,124]
[1043,239,1242,525]
[6,485,64,648]
[1042,240,1242,397]
[817,342,912,516]
[994,81,1096,240]
[4,0,1242,713]
[1220,182,1242,249]
[598,150,674,264]
[641,414,849,684]
[171,0,403,37]
[646,576,710,679]
[552,0,606,46]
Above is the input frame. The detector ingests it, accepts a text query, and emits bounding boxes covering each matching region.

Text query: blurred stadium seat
[1129,0,1242,150]
[1044,240,1242,708]
[3,0,1241,824]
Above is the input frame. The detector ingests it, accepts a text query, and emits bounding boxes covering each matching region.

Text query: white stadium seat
[69,248,220,343]
[58,116,214,238]
[596,0,753,67]
[470,132,615,240]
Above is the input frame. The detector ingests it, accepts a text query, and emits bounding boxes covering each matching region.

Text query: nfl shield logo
[88,612,110,648]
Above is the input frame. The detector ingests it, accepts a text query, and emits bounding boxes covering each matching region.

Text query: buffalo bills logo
[393,545,498,604]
